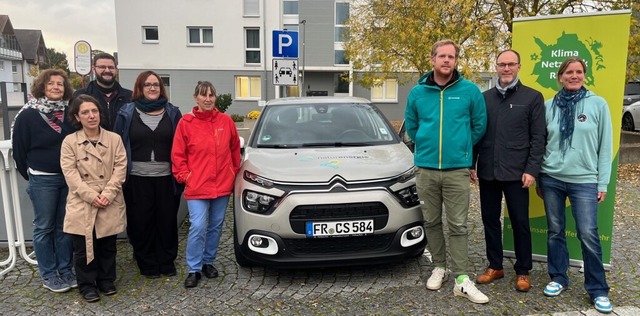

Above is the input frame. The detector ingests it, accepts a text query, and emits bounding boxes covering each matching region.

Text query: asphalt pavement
[1,176,639,315]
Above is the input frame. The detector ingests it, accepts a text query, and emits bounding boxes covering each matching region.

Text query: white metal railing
[0,140,36,277]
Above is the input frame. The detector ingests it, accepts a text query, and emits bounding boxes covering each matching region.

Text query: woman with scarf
[60,95,127,302]
[171,81,240,288]
[113,71,183,278]
[11,69,77,293]
[535,57,613,314]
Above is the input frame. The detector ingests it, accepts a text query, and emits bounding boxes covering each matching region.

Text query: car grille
[289,202,389,234]
[284,233,395,255]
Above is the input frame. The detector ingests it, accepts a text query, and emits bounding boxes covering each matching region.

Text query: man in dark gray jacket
[72,53,132,130]
[471,49,546,292]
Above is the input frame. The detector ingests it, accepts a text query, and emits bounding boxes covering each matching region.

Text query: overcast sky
[1,0,117,71]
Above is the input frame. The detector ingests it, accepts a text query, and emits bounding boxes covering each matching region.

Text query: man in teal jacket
[404,39,488,304]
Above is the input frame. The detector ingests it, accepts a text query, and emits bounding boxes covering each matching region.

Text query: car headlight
[243,190,277,213]
[397,166,417,183]
[394,185,420,207]
[244,170,274,188]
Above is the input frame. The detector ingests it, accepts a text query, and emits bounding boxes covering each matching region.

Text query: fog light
[247,234,279,255]
[400,226,424,247]
[409,227,423,239]
[250,236,264,247]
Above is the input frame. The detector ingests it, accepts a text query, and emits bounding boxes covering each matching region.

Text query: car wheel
[622,113,635,131]
[233,222,254,268]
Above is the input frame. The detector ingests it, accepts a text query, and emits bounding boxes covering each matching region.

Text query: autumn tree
[344,0,505,87]
[345,0,640,83]
[492,0,640,80]
[40,48,70,74]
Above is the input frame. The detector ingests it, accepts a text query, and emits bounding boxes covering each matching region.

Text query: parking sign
[273,58,299,86]
[272,30,298,58]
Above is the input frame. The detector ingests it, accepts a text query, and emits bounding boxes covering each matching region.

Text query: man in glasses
[471,49,546,292]
[72,53,132,130]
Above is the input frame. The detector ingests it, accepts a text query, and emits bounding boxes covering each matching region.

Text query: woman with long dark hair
[114,71,183,278]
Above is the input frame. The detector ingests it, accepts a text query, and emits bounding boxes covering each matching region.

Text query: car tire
[233,222,254,268]
[622,113,635,131]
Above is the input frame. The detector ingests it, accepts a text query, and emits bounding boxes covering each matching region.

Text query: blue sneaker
[543,281,564,297]
[60,272,78,289]
[42,276,71,293]
[594,296,613,313]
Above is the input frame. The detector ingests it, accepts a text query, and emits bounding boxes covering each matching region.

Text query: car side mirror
[398,121,415,153]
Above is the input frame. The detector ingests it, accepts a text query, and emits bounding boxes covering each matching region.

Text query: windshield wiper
[301,142,371,147]
[257,144,300,148]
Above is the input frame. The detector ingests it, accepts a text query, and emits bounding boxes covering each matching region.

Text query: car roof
[265,96,372,107]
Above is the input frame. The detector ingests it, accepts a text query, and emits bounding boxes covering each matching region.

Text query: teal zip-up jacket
[404,70,487,169]
[541,91,612,192]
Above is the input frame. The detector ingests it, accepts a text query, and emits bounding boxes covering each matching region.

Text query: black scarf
[135,97,168,113]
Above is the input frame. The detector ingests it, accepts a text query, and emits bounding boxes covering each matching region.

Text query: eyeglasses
[144,83,161,89]
[496,62,519,69]
[94,65,116,71]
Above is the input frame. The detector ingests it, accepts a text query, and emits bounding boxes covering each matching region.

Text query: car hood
[242,143,414,182]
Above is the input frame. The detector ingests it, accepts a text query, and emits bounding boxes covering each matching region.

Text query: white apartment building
[114,0,423,120]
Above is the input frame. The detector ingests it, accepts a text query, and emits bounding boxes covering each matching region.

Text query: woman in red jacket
[171,81,241,288]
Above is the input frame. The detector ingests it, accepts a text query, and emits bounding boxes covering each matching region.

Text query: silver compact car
[233,97,425,268]
[623,100,640,131]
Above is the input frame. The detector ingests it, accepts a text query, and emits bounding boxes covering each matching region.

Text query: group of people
[11,53,240,302]
[405,41,613,313]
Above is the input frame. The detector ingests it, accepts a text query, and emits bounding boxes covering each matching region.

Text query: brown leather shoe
[515,275,531,292]
[476,268,504,284]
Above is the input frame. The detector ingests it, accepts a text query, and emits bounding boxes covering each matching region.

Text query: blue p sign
[272,30,298,58]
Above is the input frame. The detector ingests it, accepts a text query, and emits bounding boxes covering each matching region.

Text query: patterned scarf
[552,86,587,156]
[135,97,168,113]
[10,97,68,137]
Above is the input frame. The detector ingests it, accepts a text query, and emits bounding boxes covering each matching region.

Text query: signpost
[272,58,298,86]
[272,30,298,58]
[272,30,300,95]
[74,40,92,87]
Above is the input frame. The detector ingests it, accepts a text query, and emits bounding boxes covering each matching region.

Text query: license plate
[305,219,374,237]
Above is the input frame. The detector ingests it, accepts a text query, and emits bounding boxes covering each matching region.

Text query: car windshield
[253,102,397,148]
[625,83,640,95]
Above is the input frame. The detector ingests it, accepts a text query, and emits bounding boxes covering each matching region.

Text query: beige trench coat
[60,129,127,263]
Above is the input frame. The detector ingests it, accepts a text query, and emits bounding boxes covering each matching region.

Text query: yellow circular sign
[77,43,89,54]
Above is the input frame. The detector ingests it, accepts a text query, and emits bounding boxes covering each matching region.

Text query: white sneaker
[426,267,450,290]
[453,276,489,304]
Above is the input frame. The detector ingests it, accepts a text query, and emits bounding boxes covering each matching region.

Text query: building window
[188,27,213,46]
[235,76,261,99]
[244,0,259,16]
[335,50,348,65]
[335,1,349,42]
[335,72,349,94]
[371,79,398,102]
[283,0,298,15]
[12,61,18,73]
[245,28,261,64]
[143,26,159,43]
[0,61,4,71]
[160,75,171,100]
[286,85,300,97]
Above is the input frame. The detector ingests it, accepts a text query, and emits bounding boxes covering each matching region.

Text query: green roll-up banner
[505,10,631,268]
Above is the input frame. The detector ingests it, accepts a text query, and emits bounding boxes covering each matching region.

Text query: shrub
[247,110,261,119]
[215,93,233,113]
[230,113,245,122]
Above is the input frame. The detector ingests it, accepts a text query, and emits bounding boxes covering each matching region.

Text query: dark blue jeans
[27,173,73,279]
[538,173,609,299]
